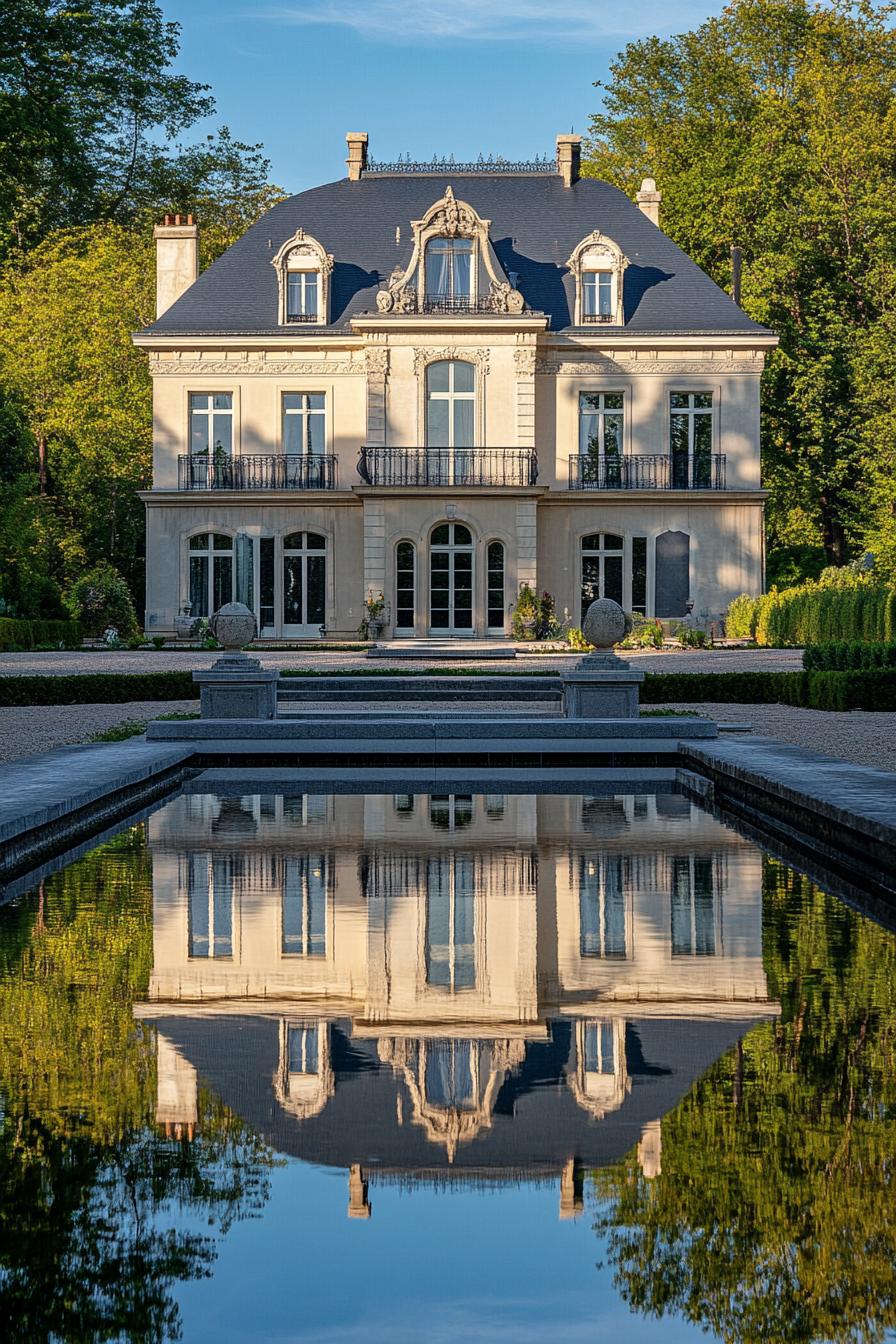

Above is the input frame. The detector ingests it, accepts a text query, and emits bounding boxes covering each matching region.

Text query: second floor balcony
[358,446,539,487]
[569,453,727,490]
[178,454,338,490]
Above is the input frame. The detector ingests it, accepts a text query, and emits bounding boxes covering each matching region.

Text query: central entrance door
[429,523,473,633]
[282,531,326,637]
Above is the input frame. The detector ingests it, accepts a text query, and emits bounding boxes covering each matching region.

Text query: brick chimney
[346,132,369,181]
[636,177,662,227]
[153,214,198,318]
[556,134,581,188]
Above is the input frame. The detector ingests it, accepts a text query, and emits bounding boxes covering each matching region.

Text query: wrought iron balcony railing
[178,454,338,490]
[580,312,615,324]
[358,446,538,487]
[568,453,727,490]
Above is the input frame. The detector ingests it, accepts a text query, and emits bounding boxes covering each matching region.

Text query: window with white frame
[424,237,474,310]
[579,855,627,958]
[282,393,326,454]
[282,855,327,956]
[581,532,623,622]
[188,853,234,958]
[426,855,475,990]
[671,856,716,956]
[582,271,614,321]
[286,270,319,322]
[579,393,624,485]
[670,392,713,487]
[190,393,233,457]
[188,532,233,618]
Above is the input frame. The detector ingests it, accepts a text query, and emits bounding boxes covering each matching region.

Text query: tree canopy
[583,0,896,577]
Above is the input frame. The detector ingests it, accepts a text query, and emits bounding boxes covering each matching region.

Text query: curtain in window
[425,246,452,298]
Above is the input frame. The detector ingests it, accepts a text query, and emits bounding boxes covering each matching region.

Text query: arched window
[395,540,416,632]
[486,541,505,630]
[654,530,690,617]
[430,522,473,632]
[282,531,326,635]
[188,532,233,618]
[581,533,623,623]
[424,238,473,311]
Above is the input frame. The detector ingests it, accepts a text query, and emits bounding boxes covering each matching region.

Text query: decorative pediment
[271,228,334,325]
[375,186,525,316]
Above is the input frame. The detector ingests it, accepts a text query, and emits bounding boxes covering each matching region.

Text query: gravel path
[0,693,892,770]
[0,647,804,676]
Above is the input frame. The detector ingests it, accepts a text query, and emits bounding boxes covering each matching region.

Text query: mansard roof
[144,173,771,338]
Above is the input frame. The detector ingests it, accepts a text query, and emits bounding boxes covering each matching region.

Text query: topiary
[65,564,139,639]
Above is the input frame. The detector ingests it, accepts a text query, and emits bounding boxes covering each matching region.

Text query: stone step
[146,715,716,744]
[366,640,517,660]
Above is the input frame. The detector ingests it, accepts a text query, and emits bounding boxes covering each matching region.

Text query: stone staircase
[277,674,561,707]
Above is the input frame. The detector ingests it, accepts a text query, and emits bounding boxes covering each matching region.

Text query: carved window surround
[414,347,489,445]
[272,229,334,326]
[566,231,628,327]
[376,187,524,316]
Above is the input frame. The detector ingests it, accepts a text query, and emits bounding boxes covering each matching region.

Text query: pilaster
[365,345,389,447]
[515,498,538,592]
[514,340,537,450]
[363,497,387,600]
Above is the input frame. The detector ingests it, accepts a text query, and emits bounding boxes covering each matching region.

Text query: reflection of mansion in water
[136,790,777,1218]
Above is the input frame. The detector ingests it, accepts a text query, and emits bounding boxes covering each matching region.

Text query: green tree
[583,0,896,575]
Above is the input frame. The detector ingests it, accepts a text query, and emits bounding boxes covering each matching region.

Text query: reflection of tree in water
[0,828,273,1343]
[591,858,896,1344]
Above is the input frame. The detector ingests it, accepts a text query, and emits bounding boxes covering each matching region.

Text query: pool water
[1,787,895,1343]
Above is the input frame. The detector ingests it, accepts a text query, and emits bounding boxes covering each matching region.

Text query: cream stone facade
[136,135,776,638]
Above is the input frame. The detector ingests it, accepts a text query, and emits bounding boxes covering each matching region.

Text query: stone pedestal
[193,654,278,720]
[562,652,645,718]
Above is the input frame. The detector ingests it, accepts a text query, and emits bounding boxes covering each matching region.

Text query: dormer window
[583,271,613,322]
[286,269,318,322]
[272,228,333,326]
[567,231,628,327]
[424,238,473,312]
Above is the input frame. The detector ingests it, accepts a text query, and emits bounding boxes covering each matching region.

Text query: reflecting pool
[1,787,895,1342]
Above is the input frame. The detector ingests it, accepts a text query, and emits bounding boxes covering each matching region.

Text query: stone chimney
[346,132,369,181]
[153,214,198,319]
[636,177,662,227]
[556,134,581,188]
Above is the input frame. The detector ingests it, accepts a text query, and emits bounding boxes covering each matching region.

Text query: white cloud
[253,0,706,44]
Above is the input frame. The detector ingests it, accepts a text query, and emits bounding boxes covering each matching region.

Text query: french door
[429,523,474,633]
[282,531,326,637]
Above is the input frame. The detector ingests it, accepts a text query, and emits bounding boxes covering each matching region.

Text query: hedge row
[642,668,896,711]
[2,667,896,710]
[726,584,896,646]
[0,617,83,651]
[803,642,896,671]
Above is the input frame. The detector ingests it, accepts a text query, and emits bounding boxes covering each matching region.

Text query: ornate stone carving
[364,347,390,377]
[487,280,525,313]
[535,357,765,375]
[514,345,538,375]
[150,357,359,375]
[566,230,629,326]
[428,184,477,238]
[413,347,490,376]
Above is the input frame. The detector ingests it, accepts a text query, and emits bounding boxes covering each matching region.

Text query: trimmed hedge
[0,617,83,651]
[1,666,895,710]
[726,583,896,646]
[803,642,896,671]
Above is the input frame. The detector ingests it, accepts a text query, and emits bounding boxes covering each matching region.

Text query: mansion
[136,133,775,640]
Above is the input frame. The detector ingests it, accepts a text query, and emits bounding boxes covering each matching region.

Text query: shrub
[566,626,593,651]
[725,593,760,640]
[511,585,541,640]
[641,668,896,710]
[674,624,709,648]
[620,616,665,650]
[0,617,83,651]
[0,671,196,706]
[803,642,896,671]
[66,565,139,639]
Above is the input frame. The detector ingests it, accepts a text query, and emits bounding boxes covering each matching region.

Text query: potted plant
[359,590,387,641]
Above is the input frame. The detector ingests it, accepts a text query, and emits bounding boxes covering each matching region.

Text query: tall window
[188,854,233,958]
[670,392,713,487]
[671,856,716,955]
[424,238,473,310]
[424,1040,475,1110]
[631,536,647,616]
[190,393,233,457]
[286,1024,319,1075]
[426,856,475,990]
[579,855,627,958]
[282,531,326,631]
[426,360,475,449]
[486,541,505,629]
[282,393,325,454]
[395,541,415,631]
[579,393,624,485]
[188,532,233,618]
[583,271,613,320]
[583,1021,616,1075]
[282,855,327,956]
[581,533,623,623]
[286,271,318,322]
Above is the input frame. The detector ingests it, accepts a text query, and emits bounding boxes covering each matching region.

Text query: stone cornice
[147,355,362,375]
[537,357,766,375]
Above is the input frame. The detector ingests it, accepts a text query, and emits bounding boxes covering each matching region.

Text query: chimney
[153,213,198,318]
[556,134,581,188]
[346,132,369,181]
[636,177,661,227]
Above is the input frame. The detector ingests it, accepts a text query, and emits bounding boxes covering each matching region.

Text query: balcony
[177,454,338,490]
[358,446,538,487]
[568,453,727,490]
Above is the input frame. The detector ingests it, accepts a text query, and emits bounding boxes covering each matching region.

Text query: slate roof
[144,173,771,338]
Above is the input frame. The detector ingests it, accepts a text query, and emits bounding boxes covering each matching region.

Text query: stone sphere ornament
[582,598,632,650]
[210,602,257,652]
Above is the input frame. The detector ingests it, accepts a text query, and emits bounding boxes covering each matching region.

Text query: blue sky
[167,0,724,194]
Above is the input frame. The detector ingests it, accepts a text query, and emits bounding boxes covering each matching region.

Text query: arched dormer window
[272,228,334,326]
[566,231,628,327]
